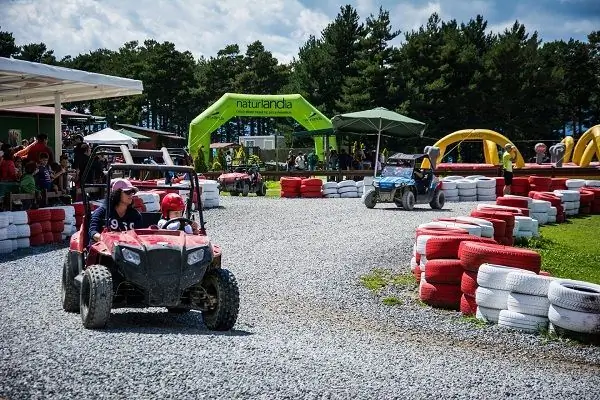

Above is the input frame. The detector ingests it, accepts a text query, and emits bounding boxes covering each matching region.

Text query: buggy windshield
[381,166,413,179]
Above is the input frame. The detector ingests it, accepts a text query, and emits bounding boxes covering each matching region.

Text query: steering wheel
[163,217,194,231]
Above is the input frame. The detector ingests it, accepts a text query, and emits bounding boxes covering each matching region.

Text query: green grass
[460,315,488,329]
[381,296,403,306]
[265,181,281,198]
[360,269,416,292]
[519,215,600,284]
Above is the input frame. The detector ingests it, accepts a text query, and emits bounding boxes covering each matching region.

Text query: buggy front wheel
[430,189,445,209]
[80,265,113,329]
[201,269,240,331]
[401,190,415,211]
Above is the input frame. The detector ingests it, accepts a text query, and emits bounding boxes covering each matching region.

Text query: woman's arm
[89,206,106,242]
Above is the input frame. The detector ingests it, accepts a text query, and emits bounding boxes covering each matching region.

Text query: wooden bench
[4,193,36,211]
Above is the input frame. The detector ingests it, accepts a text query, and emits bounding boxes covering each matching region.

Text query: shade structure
[331,107,426,176]
[119,128,151,142]
[84,128,138,147]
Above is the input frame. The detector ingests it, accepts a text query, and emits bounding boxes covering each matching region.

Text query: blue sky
[1,0,598,63]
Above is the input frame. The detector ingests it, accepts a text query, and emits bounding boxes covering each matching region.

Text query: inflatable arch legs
[188,93,335,162]
[571,125,600,167]
[560,136,575,163]
[421,129,525,169]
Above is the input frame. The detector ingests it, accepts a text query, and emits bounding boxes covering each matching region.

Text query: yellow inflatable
[560,136,575,163]
[572,125,600,167]
[422,129,525,169]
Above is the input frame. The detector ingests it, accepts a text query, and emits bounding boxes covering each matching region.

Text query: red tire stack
[73,203,85,230]
[579,189,595,215]
[550,178,568,191]
[494,177,505,198]
[300,178,323,198]
[496,196,529,210]
[585,188,600,213]
[412,226,470,283]
[458,242,542,316]
[528,176,552,192]
[27,209,51,246]
[420,235,495,311]
[531,192,564,223]
[49,208,66,243]
[509,177,530,196]
[470,210,515,245]
[280,177,302,198]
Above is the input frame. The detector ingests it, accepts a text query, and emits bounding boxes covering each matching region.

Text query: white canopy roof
[84,128,138,146]
[0,57,143,108]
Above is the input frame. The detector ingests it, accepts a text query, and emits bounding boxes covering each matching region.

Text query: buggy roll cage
[80,145,205,237]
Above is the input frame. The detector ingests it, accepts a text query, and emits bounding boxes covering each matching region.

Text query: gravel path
[1,197,599,399]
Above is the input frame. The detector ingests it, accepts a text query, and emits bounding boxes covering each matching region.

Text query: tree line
[1,5,599,152]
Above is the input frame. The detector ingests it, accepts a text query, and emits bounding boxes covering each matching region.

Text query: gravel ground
[1,196,599,399]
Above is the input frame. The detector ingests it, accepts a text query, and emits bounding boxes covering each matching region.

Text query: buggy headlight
[122,248,141,265]
[187,248,205,265]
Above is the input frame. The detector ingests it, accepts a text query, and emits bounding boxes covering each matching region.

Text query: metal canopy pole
[54,93,62,162]
[374,118,382,178]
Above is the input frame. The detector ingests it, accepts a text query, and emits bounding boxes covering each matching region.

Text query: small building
[238,135,285,150]
[115,124,186,151]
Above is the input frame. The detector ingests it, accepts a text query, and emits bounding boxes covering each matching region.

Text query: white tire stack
[456,179,477,202]
[530,199,551,225]
[337,180,358,198]
[475,264,535,323]
[584,180,600,188]
[502,272,554,333]
[356,180,365,197]
[565,179,585,190]
[444,216,494,238]
[553,190,580,216]
[199,180,220,209]
[415,235,433,274]
[547,280,600,335]
[475,178,496,201]
[514,216,535,239]
[0,212,13,254]
[322,182,340,198]
[11,211,30,249]
[419,221,482,237]
[441,180,459,202]
[136,191,161,212]
[547,206,557,224]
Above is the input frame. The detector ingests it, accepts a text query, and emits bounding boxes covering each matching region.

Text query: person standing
[502,144,516,195]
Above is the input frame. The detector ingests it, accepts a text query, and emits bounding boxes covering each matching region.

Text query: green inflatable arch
[188,93,335,161]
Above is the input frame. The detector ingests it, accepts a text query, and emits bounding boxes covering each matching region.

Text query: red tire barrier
[419,281,462,310]
[461,270,478,297]
[415,226,469,238]
[424,259,464,284]
[460,293,477,316]
[425,235,496,260]
[29,222,42,236]
[300,192,323,198]
[301,178,323,187]
[280,191,300,198]
[39,220,52,233]
[26,209,51,223]
[459,242,541,273]
[51,221,64,233]
[411,264,421,282]
[29,234,44,246]
[43,232,53,244]
[49,208,66,221]
[52,232,63,243]
[551,178,568,190]
[300,185,323,193]
[496,197,529,209]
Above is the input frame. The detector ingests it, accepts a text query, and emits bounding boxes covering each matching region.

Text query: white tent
[84,128,138,147]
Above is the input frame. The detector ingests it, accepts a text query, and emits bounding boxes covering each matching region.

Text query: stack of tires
[547,280,600,338]
[470,209,515,245]
[337,180,359,198]
[528,176,552,192]
[135,192,161,212]
[1,211,31,252]
[513,215,538,239]
[456,179,477,202]
[584,185,600,214]
[27,209,51,246]
[0,212,14,254]
[54,206,77,240]
[419,235,494,310]
[509,177,530,196]
[440,179,459,202]
[280,177,302,198]
[530,199,552,225]
[501,272,555,333]
[553,190,580,216]
[198,180,220,208]
[494,177,505,198]
[578,189,595,215]
[475,264,536,324]
[550,178,568,191]
[434,216,495,238]
[322,182,339,198]
[565,178,585,191]
[458,242,542,321]
[300,178,323,198]
[531,192,564,223]
[356,180,365,197]
[475,178,496,201]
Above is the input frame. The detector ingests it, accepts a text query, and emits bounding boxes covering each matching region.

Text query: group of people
[285,147,383,172]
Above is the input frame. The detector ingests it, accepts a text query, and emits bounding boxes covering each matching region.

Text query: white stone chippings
[0,197,598,398]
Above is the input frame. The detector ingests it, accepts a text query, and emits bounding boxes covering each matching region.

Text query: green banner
[188,93,335,161]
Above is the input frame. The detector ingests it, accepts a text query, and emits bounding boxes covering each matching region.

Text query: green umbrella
[331,107,426,176]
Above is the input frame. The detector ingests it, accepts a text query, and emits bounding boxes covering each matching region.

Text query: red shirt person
[14,134,54,164]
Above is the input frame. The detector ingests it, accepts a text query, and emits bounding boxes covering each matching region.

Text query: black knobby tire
[430,189,445,209]
[201,269,240,331]
[363,190,377,209]
[61,255,79,312]
[256,182,267,196]
[402,190,415,211]
[80,265,113,329]
[241,182,250,197]
[166,307,191,314]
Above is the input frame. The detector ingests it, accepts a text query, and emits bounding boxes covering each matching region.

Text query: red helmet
[161,193,185,218]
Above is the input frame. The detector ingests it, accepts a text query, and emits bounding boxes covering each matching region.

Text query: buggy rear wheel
[61,255,79,312]
[402,190,415,211]
[363,189,377,209]
[201,269,240,331]
[256,182,267,196]
[80,265,113,329]
[430,189,445,209]
[241,182,250,197]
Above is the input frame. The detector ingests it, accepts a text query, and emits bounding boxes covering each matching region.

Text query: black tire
[166,307,191,314]
[430,189,445,209]
[402,190,415,211]
[201,269,240,331]
[230,190,239,196]
[363,190,377,209]
[80,265,113,329]
[241,182,250,197]
[256,182,267,196]
[61,255,79,312]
